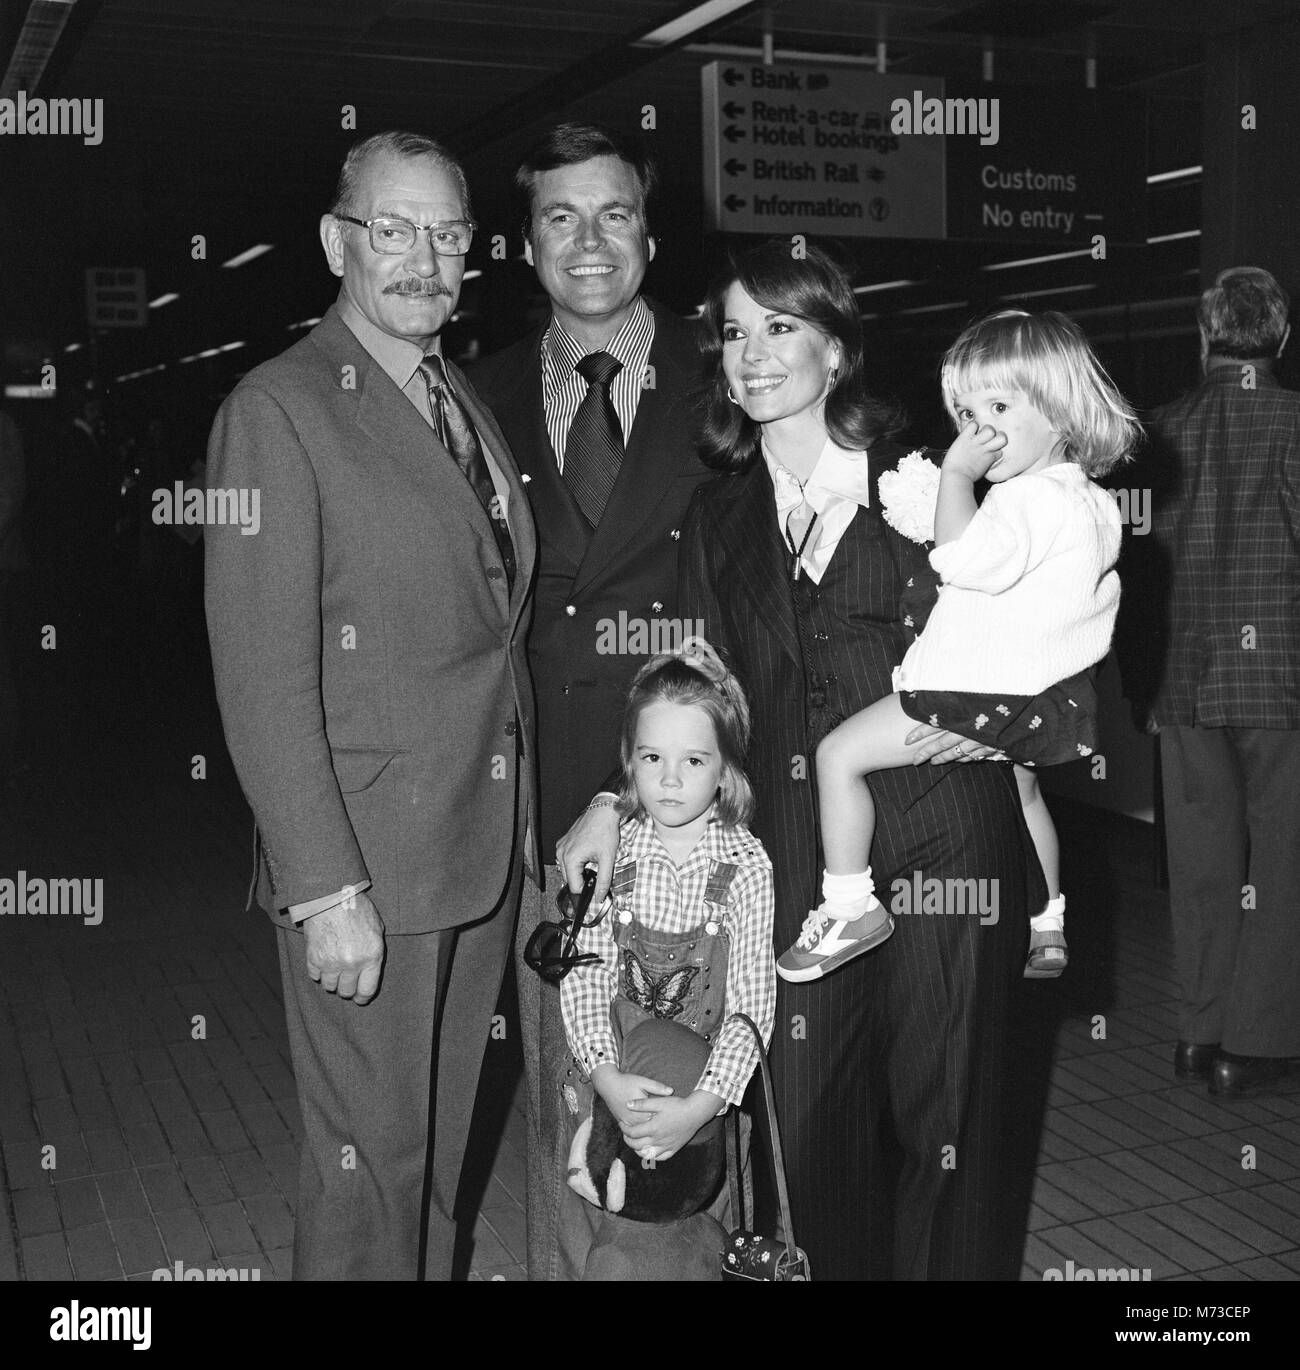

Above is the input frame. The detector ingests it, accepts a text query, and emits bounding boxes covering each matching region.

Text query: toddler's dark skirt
[899,668,1100,768]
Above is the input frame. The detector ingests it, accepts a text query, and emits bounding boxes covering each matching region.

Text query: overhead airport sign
[702,63,1145,245]
[945,86,1145,245]
[701,62,945,239]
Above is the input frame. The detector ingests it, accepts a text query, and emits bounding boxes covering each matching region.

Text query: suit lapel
[450,359,537,619]
[311,308,520,617]
[714,440,907,672]
[719,461,803,671]
[488,330,593,555]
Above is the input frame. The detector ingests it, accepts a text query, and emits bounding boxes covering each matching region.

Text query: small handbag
[721,1012,811,1281]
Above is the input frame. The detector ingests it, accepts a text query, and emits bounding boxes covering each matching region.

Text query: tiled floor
[2,601,1298,1282]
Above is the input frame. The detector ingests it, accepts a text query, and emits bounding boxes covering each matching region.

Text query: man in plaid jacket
[1145,266,1300,1096]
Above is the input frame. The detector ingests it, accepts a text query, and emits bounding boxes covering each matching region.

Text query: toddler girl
[777,309,1139,984]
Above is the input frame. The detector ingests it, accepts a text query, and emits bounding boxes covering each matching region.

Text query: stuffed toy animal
[566,1012,728,1281]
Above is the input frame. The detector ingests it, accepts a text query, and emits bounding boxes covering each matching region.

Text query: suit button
[565,605,576,617]
[486,566,503,580]
[651,601,663,613]
[504,721,518,736]
[671,529,681,540]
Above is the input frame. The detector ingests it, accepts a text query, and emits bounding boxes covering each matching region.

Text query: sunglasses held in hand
[524,868,608,983]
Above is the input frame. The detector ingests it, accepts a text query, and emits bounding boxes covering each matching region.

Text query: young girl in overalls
[557,640,775,1266]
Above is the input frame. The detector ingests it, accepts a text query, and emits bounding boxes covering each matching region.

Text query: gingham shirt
[541,296,655,469]
[561,812,776,1107]
[1146,364,1300,727]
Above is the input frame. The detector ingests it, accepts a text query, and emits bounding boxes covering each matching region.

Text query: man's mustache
[385,281,454,297]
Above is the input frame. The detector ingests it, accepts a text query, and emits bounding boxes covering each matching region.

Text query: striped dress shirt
[541,296,655,470]
[561,812,776,1107]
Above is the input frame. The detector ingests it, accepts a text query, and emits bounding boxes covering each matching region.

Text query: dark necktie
[564,351,624,528]
[420,354,516,592]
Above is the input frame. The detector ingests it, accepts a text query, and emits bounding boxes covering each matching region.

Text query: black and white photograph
[0,0,1297,1344]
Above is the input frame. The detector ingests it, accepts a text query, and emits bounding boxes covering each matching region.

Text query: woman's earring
[726,386,741,405]
[827,365,839,388]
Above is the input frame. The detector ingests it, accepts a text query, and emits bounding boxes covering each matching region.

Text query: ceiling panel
[1,0,1291,387]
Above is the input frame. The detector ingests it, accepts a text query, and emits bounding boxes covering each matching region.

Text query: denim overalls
[559,856,740,1177]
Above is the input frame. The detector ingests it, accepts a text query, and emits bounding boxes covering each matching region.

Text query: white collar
[760,435,872,514]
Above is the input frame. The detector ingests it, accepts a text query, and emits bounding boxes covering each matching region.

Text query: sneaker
[776,903,894,982]
[1024,927,1068,978]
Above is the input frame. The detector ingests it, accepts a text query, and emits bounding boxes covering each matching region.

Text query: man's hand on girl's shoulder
[556,797,621,902]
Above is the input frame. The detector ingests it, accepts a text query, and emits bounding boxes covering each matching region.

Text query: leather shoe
[1209,1051,1298,1096]
[1173,1040,1219,1082]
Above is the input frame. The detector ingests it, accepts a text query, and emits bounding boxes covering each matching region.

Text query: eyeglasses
[523,869,607,984]
[335,215,476,256]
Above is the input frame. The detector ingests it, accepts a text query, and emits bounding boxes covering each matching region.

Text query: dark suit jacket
[1140,365,1300,728]
[205,304,537,935]
[466,300,712,855]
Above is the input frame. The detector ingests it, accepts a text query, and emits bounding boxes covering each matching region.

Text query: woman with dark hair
[560,238,1045,1279]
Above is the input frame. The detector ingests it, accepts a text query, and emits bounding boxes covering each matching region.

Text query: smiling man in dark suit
[205,130,536,1279]
[467,122,712,1280]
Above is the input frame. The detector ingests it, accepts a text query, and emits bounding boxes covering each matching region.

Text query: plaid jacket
[1144,363,1300,727]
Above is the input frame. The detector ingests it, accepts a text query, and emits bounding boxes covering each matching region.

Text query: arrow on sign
[724,194,747,212]
[865,166,885,183]
[724,158,748,176]
[723,125,746,144]
[723,101,745,118]
[723,68,744,86]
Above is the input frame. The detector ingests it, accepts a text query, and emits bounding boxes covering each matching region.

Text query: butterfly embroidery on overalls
[621,953,697,1020]
[606,854,739,1039]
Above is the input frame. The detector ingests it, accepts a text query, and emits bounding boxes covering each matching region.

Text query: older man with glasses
[205,130,537,1279]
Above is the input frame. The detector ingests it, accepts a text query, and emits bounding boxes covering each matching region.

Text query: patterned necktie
[564,351,624,528]
[420,354,516,592]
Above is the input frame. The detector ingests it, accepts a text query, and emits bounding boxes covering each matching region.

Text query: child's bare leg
[1017,764,1067,976]
[816,694,923,875]
[1016,765,1060,900]
[777,697,920,983]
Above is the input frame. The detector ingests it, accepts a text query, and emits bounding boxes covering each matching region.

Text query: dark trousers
[770,891,1021,1280]
[515,865,574,1280]
[1160,724,1300,1056]
[766,767,1030,1281]
[276,871,518,1280]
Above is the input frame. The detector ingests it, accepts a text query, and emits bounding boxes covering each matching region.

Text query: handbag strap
[726,1100,747,1231]
[727,1012,799,1271]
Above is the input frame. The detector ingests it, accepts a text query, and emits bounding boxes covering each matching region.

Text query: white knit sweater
[893,462,1121,695]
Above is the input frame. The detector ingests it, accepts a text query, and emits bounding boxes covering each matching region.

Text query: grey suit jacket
[205,304,537,934]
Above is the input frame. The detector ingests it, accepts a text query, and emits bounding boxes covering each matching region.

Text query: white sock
[1030,894,1066,934]
[821,869,880,922]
